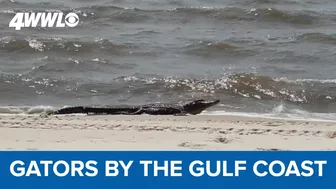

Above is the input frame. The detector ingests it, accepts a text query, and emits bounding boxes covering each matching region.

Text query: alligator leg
[174,113,187,116]
[127,107,144,115]
[173,110,188,116]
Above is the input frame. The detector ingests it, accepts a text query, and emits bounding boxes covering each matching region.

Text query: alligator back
[55,106,86,114]
[54,106,141,115]
[84,107,139,115]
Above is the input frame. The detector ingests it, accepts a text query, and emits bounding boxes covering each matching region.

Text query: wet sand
[0,114,335,150]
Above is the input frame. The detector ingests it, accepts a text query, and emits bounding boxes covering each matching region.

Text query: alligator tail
[51,106,140,115]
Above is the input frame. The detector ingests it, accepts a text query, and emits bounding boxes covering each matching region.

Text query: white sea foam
[26,38,45,52]
[275,77,336,84]
[0,105,57,115]
[202,108,336,122]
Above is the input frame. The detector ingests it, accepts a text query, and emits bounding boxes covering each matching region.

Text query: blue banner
[0,151,335,189]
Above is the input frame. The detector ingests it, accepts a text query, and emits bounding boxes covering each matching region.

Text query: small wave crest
[180,40,256,57]
[0,36,137,54]
[295,32,336,44]
[236,0,301,5]
[69,5,325,25]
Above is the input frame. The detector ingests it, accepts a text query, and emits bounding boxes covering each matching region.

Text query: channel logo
[9,12,79,30]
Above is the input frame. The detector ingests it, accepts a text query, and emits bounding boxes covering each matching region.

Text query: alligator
[48,99,220,116]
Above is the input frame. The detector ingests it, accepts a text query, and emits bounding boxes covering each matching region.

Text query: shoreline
[1,110,336,123]
[0,114,335,150]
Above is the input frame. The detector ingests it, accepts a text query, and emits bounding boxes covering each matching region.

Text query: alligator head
[183,99,220,115]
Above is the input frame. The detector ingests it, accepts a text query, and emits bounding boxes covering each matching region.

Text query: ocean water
[1,0,336,121]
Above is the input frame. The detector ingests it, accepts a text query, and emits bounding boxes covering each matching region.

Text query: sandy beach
[0,114,335,150]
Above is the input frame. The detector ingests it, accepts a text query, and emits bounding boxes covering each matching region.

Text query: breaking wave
[206,103,336,122]
[1,73,336,106]
[0,105,56,115]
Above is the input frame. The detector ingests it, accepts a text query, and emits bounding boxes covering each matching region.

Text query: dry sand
[0,114,335,150]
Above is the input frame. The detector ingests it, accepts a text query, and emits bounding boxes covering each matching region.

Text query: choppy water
[1,0,336,120]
